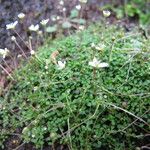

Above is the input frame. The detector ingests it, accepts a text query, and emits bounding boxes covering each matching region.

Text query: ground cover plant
[0,23,150,149]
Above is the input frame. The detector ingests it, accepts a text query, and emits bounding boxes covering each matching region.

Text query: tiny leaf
[62,21,72,29]
[70,9,79,18]
[46,25,57,33]
[71,18,86,24]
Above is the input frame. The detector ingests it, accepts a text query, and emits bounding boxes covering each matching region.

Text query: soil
[1,0,148,150]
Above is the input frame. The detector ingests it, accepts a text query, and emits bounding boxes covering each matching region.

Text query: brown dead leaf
[50,50,59,64]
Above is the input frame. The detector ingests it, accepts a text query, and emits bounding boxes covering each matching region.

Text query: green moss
[1,24,150,149]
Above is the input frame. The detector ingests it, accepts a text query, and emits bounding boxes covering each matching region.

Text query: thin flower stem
[14,40,28,59]
[9,54,17,69]
[93,68,96,80]
[34,55,43,64]
[29,38,43,63]
[0,64,14,80]
[2,59,12,71]
[67,118,73,150]
[63,11,67,20]
[13,142,26,150]
[14,30,31,50]
[80,3,85,19]
[93,68,97,96]
[121,109,149,132]
[68,28,71,36]
[23,104,64,130]
[109,40,115,62]
[52,144,55,150]
[62,103,100,137]
[59,128,72,150]
[36,34,40,46]
[29,38,33,51]
[105,102,149,126]
[43,27,47,39]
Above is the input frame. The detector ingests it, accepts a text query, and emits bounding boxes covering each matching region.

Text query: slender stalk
[36,34,40,46]
[14,40,28,59]
[105,102,149,126]
[0,64,14,80]
[67,118,73,150]
[124,0,128,19]
[9,54,17,69]
[2,59,12,71]
[121,109,150,132]
[28,37,33,51]
[80,3,85,19]
[93,67,97,97]
[63,11,66,20]
[13,142,26,150]
[62,103,100,137]
[43,27,47,39]
[28,37,43,63]
[22,104,64,129]
[14,30,31,50]
[109,40,115,62]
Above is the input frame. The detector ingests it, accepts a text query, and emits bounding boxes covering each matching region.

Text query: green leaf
[62,21,72,29]
[71,18,86,24]
[46,25,57,33]
[70,9,79,18]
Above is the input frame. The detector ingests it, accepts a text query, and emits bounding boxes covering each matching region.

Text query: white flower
[28,24,39,32]
[96,62,109,68]
[57,61,66,70]
[45,65,48,70]
[79,25,85,30]
[33,86,38,91]
[11,36,16,41]
[22,127,28,133]
[29,36,33,39]
[91,43,95,48]
[91,43,105,51]
[56,16,60,20]
[40,19,49,26]
[59,0,64,5]
[79,0,88,3]
[76,5,81,10]
[51,16,56,21]
[89,57,109,68]
[103,10,111,17]
[17,54,22,58]
[95,44,105,51]
[38,30,43,35]
[30,50,35,55]
[18,13,25,19]
[104,95,107,98]
[32,134,35,138]
[0,48,9,59]
[62,8,66,12]
[33,120,38,124]
[43,127,47,131]
[6,21,18,30]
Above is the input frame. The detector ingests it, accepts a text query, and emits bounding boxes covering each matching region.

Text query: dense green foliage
[104,0,150,25]
[1,24,150,149]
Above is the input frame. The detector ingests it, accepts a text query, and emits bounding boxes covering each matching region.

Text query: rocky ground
[0,0,125,54]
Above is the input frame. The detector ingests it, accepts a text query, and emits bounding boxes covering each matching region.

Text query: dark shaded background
[0,0,125,54]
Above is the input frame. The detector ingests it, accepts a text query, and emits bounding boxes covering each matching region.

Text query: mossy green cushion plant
[1,24,150,149]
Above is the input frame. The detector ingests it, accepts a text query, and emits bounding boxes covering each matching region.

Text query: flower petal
[88,61,95,67]
[98,62,109,68]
